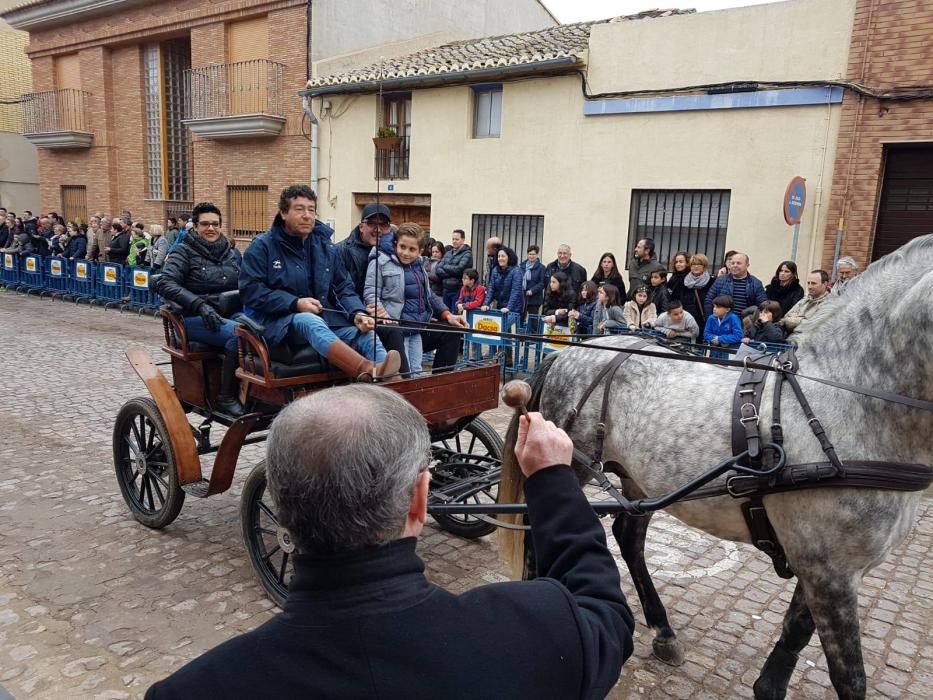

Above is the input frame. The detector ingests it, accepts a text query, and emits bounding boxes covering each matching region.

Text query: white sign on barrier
[132,269,149,289]
[469,312,503,342]
[3,254,12,269]
[75,262,88,280]
[545,325,572,351]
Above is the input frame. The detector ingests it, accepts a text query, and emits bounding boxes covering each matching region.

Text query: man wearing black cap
[337,204,464,375]
[336,203,393,299]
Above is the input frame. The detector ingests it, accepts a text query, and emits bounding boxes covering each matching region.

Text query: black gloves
[198,303,222,332]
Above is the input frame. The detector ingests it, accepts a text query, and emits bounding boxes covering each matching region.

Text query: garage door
[872,144,933,260]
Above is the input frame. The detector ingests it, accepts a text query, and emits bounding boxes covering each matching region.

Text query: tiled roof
[307,9,693,90]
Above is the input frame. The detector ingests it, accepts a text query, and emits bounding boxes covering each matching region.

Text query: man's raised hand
[514,412,573,478]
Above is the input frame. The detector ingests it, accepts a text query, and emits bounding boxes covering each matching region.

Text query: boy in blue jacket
[703,294,743,358]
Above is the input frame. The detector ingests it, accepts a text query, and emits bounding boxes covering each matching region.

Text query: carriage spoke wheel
[112,397,185,529]
[430,418,503,539]
[241,461,294,608]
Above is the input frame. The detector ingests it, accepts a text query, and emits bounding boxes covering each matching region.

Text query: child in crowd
[365,222,446,377]
[653,299,699,342]
[743,300,786,346]
[648,269,670,313]
[127,227,150,267]
[623,286,657,331]
[569,281,598,334]
[704,294,743,358]
[592,283,626,333]
[541,271,576,326]
[455,268,486,319]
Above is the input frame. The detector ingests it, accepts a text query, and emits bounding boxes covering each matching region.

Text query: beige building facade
[309,0,855,279]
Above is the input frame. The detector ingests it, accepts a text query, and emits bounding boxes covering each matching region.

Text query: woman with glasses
[155,202,245,416]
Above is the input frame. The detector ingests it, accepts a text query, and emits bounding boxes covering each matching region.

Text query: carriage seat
[234,316,327,380]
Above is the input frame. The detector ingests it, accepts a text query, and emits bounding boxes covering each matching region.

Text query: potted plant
[373,127,402,151]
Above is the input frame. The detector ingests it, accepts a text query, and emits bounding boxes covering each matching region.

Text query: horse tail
[498,352,558,578]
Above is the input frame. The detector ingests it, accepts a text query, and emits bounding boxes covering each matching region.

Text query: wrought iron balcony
[20,89,93,148]
[183,59,286,139]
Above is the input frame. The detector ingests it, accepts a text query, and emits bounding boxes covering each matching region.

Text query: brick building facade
[2,0,556,244]
[822,0,933,269]
[3,0,310,242]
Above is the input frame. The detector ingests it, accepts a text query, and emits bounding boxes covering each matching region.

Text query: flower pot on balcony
[373,136,402,151]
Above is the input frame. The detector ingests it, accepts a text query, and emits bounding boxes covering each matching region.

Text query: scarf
[186,232,231,262]
[683,270,710,289]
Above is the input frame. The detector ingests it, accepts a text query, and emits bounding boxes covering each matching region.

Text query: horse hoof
[652,637,685,666]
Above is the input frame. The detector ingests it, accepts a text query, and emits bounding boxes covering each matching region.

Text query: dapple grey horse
[499,234,933,699]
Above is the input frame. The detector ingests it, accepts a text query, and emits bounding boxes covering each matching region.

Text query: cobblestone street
[0,292,930,699]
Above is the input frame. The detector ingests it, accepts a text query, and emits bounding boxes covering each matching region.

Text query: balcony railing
[20,89,93,148]
[375,136,411,180]
[183,59,286,139]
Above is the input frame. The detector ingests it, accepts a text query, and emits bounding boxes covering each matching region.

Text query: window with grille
[143,39,191,201]
[228,185,268,239]
[471,214,544,282]
[628,190,731,268]
[376,93,411,180]
[61,185,87,225]
[472,85,502,139]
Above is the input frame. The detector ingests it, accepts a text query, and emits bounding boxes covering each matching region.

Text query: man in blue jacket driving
[239,185,400,381]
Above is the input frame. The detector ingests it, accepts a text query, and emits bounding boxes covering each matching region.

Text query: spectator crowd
[0,201,858,357]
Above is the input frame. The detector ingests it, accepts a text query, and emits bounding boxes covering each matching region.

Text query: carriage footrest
[182,480,211,498]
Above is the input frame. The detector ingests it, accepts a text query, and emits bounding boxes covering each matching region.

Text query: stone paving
[0,291,930,699]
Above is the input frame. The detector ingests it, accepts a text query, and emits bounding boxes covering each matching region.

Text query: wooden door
[872,145,933,260]
[390,205,430,234]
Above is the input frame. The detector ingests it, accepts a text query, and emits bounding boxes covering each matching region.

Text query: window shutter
[226,16,269,63]
[54,53,81,90]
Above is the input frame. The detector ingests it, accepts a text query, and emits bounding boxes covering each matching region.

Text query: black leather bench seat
[266,343,327,378]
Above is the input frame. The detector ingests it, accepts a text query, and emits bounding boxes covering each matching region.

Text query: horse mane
[792,234,933,349]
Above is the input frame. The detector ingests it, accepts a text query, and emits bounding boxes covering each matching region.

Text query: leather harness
[567,342,933,580]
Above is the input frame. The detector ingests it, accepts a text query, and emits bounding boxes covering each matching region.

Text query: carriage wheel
[430,417,503,539]
[113,397,185,529]
[241,461,294,608]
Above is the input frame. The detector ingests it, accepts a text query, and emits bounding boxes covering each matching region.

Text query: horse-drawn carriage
[113,298,505,605]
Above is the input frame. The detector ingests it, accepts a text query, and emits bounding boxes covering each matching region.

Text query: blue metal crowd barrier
[124,266,162,313]
[18,254,45,295]
[463,309,521,377]
[0,253,20,289]
[92,262,126,308]
[44,257,69,298]
[68,260,96,302]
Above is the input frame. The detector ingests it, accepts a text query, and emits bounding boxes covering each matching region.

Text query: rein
[333,307,933,413]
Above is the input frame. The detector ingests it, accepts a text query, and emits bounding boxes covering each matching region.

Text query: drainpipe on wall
[302,96,319,195]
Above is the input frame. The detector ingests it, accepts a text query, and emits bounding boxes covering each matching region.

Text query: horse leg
[800,576,866,699]
[611,512,685,666]
[753,581,815,699]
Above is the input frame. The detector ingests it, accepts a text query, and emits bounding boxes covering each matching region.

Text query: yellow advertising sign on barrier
[25,257,37,273]
[470,313,503,342]
[545,325,572,351]
[3,254,12,269]
[133,270,149,288]
[75,262,88,279]
[50,259,63,276]
[104,266,117,284]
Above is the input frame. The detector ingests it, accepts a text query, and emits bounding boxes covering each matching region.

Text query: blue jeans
[287,312,385,362]
[443,290,460,312]
[184,316,238,352]
[404,333,423,376]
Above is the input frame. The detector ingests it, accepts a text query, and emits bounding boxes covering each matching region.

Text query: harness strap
[566,339,652,509]
[783,370,846,477]
[731,353,770,466]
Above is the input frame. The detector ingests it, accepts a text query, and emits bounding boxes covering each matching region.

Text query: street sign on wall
[783,176,807,225]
